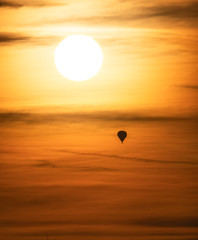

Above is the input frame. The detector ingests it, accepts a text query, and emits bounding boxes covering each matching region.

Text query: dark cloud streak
[143,1,198,20]
[0,111,192,124]
[181,85,198,90]
[0,33,29,43]
[1,216,198,230]
[60,149,198,165]
[0,0,64,8]
[135,216,198,228]
[0,1,22,8]
[0,32,61,45]
[49,1,198,27]
[33,160,57,168]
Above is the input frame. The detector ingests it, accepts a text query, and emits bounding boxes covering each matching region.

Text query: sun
[55,35,103,81]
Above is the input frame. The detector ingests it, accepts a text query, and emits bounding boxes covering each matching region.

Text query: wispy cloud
[134,216,198,228]
[1,215,198,228]
[0,0,64,8]
[0,33,29,43]
[47,1,198,28]
[60,149,198,165]
[0,32,60,45]
[142,1,198,20]
[32,159,115,171]
[0,111,192,125]
[181,85,198,90]
[0,0,22,8]
[33,160,57,168]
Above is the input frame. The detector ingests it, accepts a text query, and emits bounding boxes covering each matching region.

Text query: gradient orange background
[0,0,198,239]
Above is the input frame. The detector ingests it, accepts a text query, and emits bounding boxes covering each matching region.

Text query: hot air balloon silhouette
[117,130,127,144]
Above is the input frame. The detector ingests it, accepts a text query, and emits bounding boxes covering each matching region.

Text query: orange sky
[0,1,198,240]
[0,0,197,115]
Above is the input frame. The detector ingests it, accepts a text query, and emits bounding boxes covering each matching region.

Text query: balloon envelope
[117,131,127,143]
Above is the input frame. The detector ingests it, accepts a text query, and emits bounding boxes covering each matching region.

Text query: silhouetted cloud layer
[0,0,63,8]
[0,32,60,45]
[1,215,198,228]
[0,111,192,124]
[50,0,198,28]
[143,1,198,20]
[135,216,198,228]
[181,85,198,90]
[60,149,198,165]
[0,0,22,8]
[0,33,29,43]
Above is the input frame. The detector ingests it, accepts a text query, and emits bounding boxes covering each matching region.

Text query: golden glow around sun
[55,35,103,81]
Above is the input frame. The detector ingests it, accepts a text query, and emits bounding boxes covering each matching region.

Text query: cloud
[48,1,198,28]
[0,229,193,238]
[113,1,198,23]
[181,85,198,90]
[0,0,22,8]
[0,0,64,8]
[0,33,29,43]
[0,32,60,45]
[0,111,192,125]
[2,216,198,228]
[60,149,198,166]
[33,160,57,168]
[0,112,31,122]
[32,159,115,171]
[134,216,198,228]
[142,1,198,20]
[1,216,198,238]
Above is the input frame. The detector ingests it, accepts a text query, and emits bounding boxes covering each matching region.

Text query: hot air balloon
[117,130,127,144]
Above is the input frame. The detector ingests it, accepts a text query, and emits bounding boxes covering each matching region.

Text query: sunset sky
[0,0,197,114]
[0,1,198,240]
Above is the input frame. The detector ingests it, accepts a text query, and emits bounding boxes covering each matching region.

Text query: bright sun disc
[55,35,103,81]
